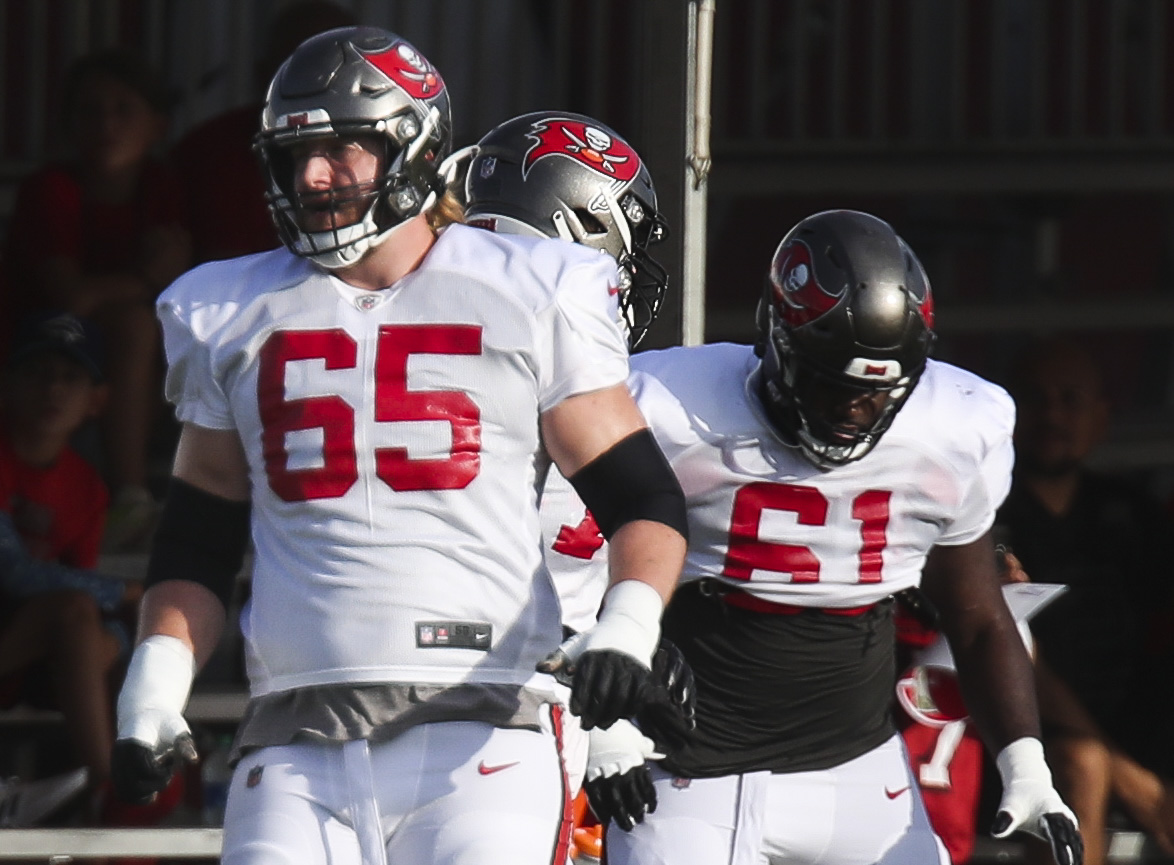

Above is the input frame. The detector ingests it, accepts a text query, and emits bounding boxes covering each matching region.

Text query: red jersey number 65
[258,324,482,501]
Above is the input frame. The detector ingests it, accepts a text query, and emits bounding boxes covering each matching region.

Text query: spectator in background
[996,336,1174,865]
[171,0,357,263]
[0,48,192,552]
[0,313,145,825]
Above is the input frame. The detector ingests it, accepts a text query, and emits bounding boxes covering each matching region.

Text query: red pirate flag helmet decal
[917,289,935,330]
[362,40,445,100]
[522,118,641,182]
[770,239,841,328]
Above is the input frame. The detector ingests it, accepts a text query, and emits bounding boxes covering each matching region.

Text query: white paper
[1000,582,1067,623]
[916,583,1066,670]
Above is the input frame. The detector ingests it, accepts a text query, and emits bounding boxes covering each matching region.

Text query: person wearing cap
[0,312,144,824]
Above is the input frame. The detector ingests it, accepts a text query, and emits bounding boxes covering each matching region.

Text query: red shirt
[0,431,108,569]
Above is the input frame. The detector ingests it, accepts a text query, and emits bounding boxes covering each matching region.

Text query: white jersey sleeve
[155,225,628,697]
[630,347,1015,608]
[899,361,1016,545]
[159,250,308,430]
[532,244,630,410]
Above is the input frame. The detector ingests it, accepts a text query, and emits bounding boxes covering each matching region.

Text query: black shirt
[660,581,896,778]
[996,472,1174,768]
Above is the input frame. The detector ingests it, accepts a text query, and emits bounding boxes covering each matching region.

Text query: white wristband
[116,635,196,734]
[582,580,664,668]
[996,737,1052,788]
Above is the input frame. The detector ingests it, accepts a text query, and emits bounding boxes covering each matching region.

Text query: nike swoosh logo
[885,785,911,799]
[478,760,520,776]
[608,286,621,296]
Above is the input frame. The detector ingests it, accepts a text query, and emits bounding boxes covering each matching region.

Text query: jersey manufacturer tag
[416,621,492,650]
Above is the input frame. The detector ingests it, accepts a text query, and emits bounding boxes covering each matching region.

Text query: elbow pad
[568,429,688,541]
[146,478,250,609]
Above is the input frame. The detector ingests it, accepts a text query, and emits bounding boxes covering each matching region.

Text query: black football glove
[586,766,657,832]
[990,810,1083,865]
[633,637,696,753]
[993,738,1084,865]
[571,649,653,731]
[1042,813,1084,865]
[110,733,198,805]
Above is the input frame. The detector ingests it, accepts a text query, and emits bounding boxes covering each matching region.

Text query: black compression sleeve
[567,428,688,541]
[145,478,251,609]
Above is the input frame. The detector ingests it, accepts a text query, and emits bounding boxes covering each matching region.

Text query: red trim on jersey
[549,703,575,865]
[722,589,874,617]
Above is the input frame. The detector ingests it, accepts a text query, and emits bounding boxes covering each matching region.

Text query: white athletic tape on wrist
[116,635,196,745]
[994,736,1078,841]
[581,580,664,667]
[996,737,1052,789]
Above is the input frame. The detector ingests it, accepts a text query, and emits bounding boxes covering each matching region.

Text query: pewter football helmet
[756,210,935,468]
[465,111,668,349]
[255,26,452,269]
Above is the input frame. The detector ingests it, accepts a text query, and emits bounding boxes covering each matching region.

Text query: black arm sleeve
[567,428,688,541]
[145,478,251,609]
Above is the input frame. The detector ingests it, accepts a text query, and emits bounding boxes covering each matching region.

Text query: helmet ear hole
[572,208,607,236]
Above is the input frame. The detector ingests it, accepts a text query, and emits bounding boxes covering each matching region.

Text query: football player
[464,111,693,800]
[108,27,687,865]
[594,210,1085,865]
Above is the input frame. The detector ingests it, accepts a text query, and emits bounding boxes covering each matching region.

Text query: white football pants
[604,734,950,865]
[220,713,572,865]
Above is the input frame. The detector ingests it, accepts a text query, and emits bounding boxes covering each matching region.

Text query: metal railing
[0,828,222,860]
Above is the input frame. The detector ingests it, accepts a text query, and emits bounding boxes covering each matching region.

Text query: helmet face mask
[757,210,935,469]
[255,27,452,270]
[770,352,914,466]
[464,111,669,349]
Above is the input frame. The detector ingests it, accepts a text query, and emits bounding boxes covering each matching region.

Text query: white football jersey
[157,224,629,697]
[629,344,1014,608]
[540,467,608,634]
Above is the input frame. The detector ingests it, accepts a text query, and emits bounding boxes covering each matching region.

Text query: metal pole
[683,0,715,345]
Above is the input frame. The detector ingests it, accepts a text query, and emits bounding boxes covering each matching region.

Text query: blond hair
[427,188,465,233]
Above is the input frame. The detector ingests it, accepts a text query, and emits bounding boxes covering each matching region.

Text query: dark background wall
[4,0,1174,486]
